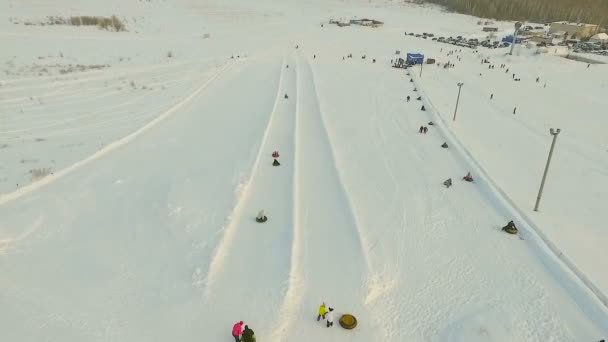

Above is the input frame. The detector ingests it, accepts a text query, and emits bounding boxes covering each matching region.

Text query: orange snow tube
[339,314,357,330]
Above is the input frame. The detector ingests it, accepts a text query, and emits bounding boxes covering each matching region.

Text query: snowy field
[1,0,607,341]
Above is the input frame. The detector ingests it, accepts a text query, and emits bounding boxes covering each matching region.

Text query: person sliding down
[317,302,327,321]
[420,105,426,111]
[241,325,256,342]
[273,159,280,166]
[463,172,473,182]
[256,210,268,223]
[502,220,518,234]
[443,178,452,188]
[272,150,279,158]
[441,142,448,148]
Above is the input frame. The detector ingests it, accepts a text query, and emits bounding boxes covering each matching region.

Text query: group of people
[443,172,474,188]
[418,125,429,134]
[317,302,335,328]
[232,321,256,342]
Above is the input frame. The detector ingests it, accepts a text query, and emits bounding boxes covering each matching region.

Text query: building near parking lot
[549,21,599,39]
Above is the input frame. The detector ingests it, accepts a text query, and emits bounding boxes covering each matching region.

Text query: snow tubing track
[410,72,608,310]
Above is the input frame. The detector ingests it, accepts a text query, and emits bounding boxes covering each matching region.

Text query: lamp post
[509,22,523,55]
[453,82,463,121]
[534,128,561,212]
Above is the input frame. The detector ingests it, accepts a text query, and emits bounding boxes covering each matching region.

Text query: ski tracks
[0,61,234,206]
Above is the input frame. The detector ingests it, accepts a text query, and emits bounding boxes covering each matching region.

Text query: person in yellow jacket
[317,302,327,321]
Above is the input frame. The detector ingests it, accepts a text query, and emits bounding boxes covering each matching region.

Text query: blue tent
[406,53,424,65]
[502,35,522,44]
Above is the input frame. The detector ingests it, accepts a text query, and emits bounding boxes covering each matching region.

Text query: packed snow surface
[1,0,607,341]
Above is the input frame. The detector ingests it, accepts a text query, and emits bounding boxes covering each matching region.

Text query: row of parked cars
[573,42,608,56]
[405,31,510,49]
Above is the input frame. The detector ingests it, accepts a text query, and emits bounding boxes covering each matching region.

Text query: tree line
[423,0,607,29]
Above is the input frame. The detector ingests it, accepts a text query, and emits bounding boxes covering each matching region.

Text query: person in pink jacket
[232,321,244,342]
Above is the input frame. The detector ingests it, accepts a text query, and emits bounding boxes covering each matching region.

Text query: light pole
[534,128,561,212]
[453,82,463,121]
[419,58,424,77]
[509,22,523,55]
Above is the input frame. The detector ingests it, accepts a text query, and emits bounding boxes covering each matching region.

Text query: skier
[242,325,256,342]
[273,159,281,166]
[420,105,426,111]
[443,178,452,188]
[406,95,410,102]
[513,107,517,115]
[317,303,327,321]
[441,142,448,148]
[490,93,493,100]
[423,126,428,134]
[326,307,334,328]
[417,96,422,101]
[272,150,279,158]
[232,321,244,342]
[419,126,424,134]
[284,94,288,99]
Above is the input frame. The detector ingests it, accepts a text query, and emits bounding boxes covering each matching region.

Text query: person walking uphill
[317,303,327,321]
[241,325,256,342]
[326,307,335,328]
[232,321,244,342]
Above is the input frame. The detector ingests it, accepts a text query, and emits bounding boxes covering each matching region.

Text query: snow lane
[280,56,381,342]
[201,53,298,340]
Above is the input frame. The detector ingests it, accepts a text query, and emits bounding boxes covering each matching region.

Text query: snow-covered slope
[1,1,607,341]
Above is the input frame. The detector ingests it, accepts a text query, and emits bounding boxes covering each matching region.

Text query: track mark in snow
[0,62,233,206]
[272,56,381,341]
[202,53,296,305]
[0,216,44,252]
[269,55,305,341]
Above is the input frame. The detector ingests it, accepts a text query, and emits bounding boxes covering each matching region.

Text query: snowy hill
[1,1,607,341]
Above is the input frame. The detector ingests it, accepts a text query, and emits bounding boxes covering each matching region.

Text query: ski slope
[1,0,608,341]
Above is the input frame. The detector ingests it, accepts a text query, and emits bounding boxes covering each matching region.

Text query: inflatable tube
[339,314,357,330]
[502,226,518,234]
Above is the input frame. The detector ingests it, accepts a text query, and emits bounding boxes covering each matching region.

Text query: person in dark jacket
[242,325,256,342]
